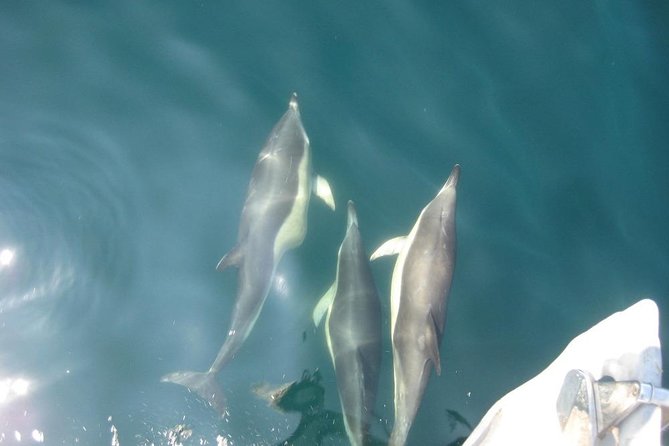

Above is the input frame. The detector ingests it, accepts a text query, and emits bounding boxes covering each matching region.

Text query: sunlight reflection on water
[0,376,30,405]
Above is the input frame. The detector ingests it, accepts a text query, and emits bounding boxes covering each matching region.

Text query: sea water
[1,1,668,444]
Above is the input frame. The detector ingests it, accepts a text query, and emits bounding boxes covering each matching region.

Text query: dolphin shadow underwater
[254,370,471,446]
[254,369,387,446]
[161,93,335,414]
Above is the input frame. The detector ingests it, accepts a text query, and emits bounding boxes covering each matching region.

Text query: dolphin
[370,164,460,446]
[313,201,382,446]
[162,93,335,414]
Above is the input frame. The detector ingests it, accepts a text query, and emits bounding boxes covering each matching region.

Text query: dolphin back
[326,202,382,446]
[388,165,460,446]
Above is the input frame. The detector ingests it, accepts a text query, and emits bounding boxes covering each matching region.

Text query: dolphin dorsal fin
[425,309,442,376]
[313,175,336,211]
[216,245,244,272]
[370,236,407,261]
[312,282,336,327]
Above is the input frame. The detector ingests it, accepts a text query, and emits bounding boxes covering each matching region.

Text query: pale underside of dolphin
[162,93,335,415]
[370,164,460,446]
[313,201,382,446]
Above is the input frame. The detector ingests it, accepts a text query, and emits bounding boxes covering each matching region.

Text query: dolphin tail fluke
[161,370,226,416]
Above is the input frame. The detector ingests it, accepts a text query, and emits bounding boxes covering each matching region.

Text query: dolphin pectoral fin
[216,246,244,272]
[312,282,336,326]
[161,370,226,416]
[313,174,336,211]
[370,236,407,261]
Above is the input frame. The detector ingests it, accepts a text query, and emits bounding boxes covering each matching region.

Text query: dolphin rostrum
[370,164,460,446]
[162,93,335,414]
[313,201,382,446]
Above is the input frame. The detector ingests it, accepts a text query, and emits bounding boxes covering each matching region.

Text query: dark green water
[1,1,668,445]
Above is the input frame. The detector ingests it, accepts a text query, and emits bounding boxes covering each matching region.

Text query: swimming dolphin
[370,164,460,446]
[162,93,335,414]
[313,201,382,446]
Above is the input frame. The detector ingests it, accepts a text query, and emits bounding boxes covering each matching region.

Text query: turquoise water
[1,1,668,444]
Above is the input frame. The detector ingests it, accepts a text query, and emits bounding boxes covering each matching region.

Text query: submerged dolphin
[313,201,382,446]
[162,93,335,414]
[370,164,460,446]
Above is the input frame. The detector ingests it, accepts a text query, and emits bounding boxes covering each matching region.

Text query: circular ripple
[0,120,137,346]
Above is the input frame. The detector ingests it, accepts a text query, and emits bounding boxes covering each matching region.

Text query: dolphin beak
[437,164,460,196]
[347,200,359,228]
[289,92,299,112]
[446,164,460,188]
